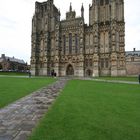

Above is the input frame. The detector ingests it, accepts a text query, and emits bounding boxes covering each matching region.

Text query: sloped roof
[0,55,26,64]
[6,56,25,64]
[126,50,140,57]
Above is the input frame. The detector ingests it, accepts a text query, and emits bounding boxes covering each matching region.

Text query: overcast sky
[0,0,140,64]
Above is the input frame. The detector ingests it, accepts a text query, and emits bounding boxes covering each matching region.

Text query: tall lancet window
[69,33,72,54]
[75,34,78,53]
[105,0,109,4]
[63,35,66,55]
[100,0,104,5]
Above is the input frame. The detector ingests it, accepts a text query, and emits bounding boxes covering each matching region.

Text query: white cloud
[0,0,140,64]
[125,0,140,51]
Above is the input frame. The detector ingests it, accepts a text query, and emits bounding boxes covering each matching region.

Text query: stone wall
[126,50,140,76]
[126,62,140,76]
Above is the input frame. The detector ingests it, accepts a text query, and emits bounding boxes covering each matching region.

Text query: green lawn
[29,80,140,140]
[95,76,138,82]
[0,71,28,76]
[0,77,55,108]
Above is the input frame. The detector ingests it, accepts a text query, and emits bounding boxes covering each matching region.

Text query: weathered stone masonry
[31,0,126,77]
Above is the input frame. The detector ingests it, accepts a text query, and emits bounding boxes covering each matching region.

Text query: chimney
[1,54,5,58]
[133,48,136,52]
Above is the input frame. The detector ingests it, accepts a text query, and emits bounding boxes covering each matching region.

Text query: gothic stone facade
[31,0,126,77]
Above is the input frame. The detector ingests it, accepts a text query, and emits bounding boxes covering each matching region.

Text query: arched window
[75,34,78,53]
[131,57,134,62]
[100,0,104,6]
[85,59,88,67]
[89,59,93,66]
[63,35,66,54]
[90,34,93,46]
[85,35,89,46]
[101,59,104,68]
[105,0,109,5]
[105,58,109,68]
[69,33,72,54]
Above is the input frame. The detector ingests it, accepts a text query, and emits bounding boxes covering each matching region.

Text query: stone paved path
[77,77,139,85]
[0,78,68,140]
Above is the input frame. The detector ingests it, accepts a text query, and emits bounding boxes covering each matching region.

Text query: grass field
[0,71,28,76]
[95,76,138,82]
[29,80,140,140]
[0,77,55,108]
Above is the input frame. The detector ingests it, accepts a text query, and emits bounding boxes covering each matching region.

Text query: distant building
[126,48,140,76]
[0,54,27,72]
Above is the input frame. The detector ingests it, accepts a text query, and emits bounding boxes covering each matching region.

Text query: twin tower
[31,0,126,77]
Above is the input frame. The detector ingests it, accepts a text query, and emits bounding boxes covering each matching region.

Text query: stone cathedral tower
[31,0,126,77]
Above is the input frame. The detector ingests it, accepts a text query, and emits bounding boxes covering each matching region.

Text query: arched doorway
[86,69,92,77]
[66,64,74,76]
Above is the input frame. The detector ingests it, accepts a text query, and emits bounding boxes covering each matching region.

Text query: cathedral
[30,0,126,77]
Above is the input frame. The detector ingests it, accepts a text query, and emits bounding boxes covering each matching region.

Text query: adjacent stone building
[126,48,140,76]
[30,0,126,77]
[0,54,27,72]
